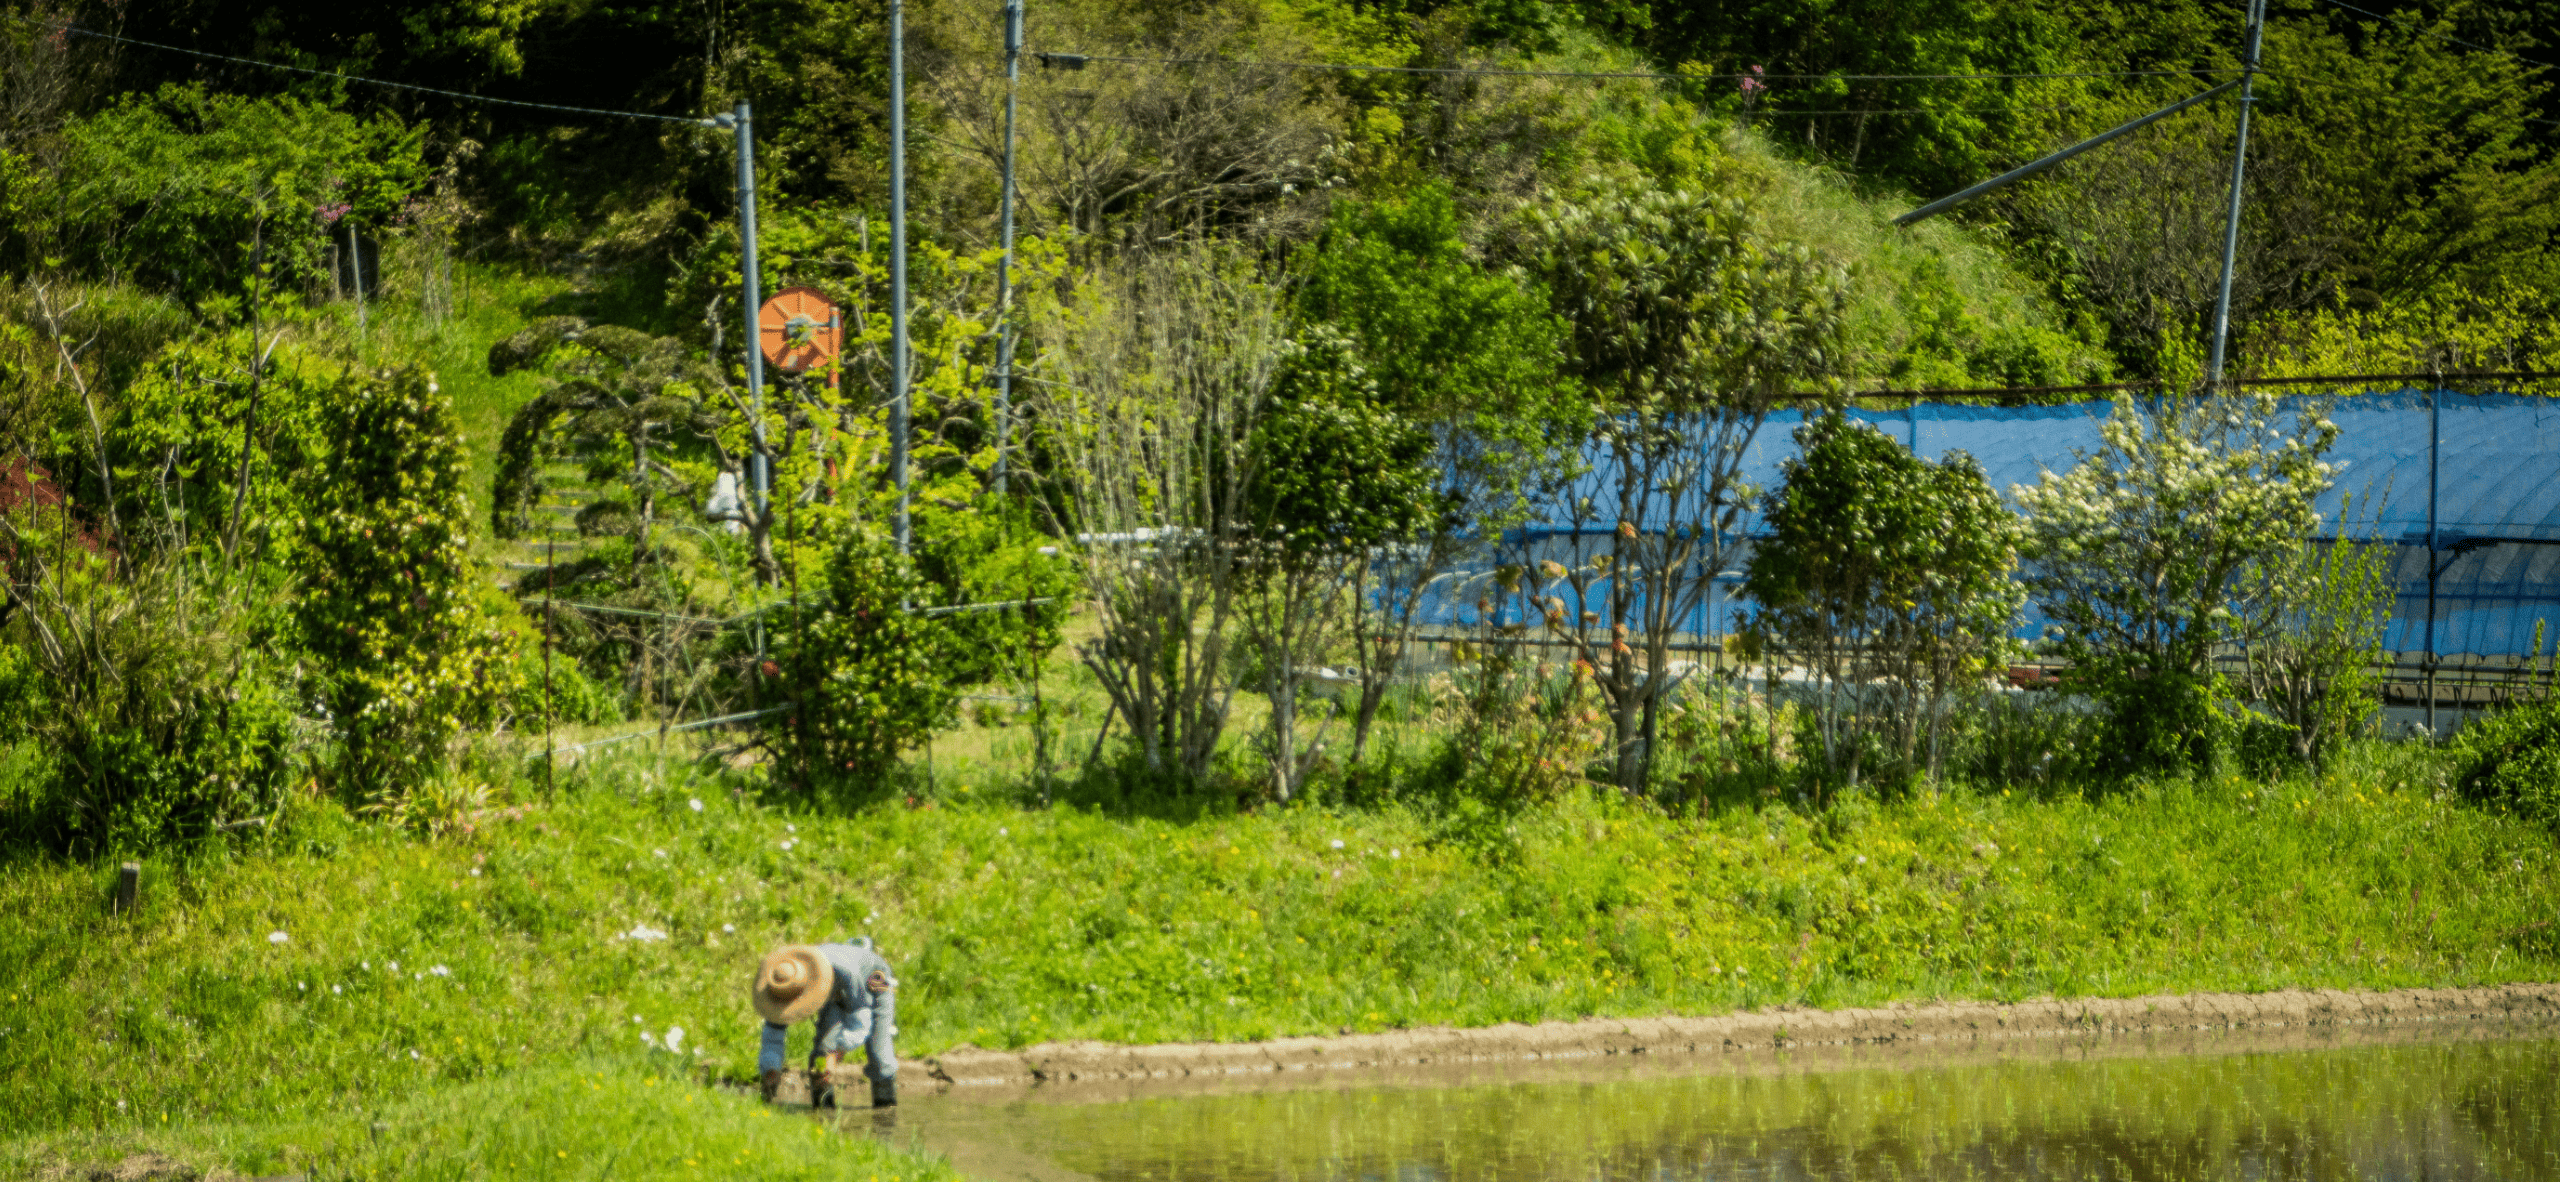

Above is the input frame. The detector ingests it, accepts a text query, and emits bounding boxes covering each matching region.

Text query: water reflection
[907,1034,2560,1181]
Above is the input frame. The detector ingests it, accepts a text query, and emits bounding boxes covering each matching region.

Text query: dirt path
[914,983,2560,1096]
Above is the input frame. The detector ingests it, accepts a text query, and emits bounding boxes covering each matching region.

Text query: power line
[1031,50,2239,85]
[2,12,710,125]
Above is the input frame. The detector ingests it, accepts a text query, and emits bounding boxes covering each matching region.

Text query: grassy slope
[3,1058,953,1182]
[347,254,570,510]
[3,740,2555,1176]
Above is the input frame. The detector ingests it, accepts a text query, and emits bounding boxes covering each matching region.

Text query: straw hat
[752,945,835,1025]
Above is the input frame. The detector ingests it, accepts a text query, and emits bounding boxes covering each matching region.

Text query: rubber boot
[807,1069,837,1110]
[871,1076,897,1109]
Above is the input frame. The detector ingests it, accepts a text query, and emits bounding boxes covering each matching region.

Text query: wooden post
[114,862,140,914]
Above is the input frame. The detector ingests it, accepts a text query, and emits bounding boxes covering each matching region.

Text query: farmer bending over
[753,938,897,1108]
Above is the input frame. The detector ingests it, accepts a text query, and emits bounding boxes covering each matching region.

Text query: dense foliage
[1,0,2548,817]
[1745,412,2023,787]
[2012,393,2341,772]
[2447,693,2560,831]
[293,366,514,796]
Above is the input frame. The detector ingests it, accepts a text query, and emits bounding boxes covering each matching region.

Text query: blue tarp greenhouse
[1471,390,2560,657]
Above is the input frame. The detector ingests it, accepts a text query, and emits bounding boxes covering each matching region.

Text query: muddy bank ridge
[919,984,2560,1089]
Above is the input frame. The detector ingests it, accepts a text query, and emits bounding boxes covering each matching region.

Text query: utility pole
[2426,386,2441,736]
[725,101,770,519]
[2206,0,2267,385]
[715,101,773,670]
[890,0,913,553]
[992,0,1024,496]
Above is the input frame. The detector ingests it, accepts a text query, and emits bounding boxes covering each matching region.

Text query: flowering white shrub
[2012,392,2338,769]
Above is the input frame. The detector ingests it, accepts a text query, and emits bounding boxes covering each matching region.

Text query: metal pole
[890,0,913,553]
[2206,0,2267,385]
[2426,386,2440,736]
[545,532,555,800]
[733,101,769,518]
[346,219,366,336]
[991,0,1024,496]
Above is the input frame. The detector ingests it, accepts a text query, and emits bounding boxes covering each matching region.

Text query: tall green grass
[320,247,571,503]
[0,1056,955,1182]
[3,736,2554,1176]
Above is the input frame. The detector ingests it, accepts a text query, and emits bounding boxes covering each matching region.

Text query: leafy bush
[2446,694,2560,829]
[110,331,332,554]
[1743,412,2024,789]
[0,557,299,854]
[2243,501,2395,771]
[293,366,516,797]
[2013,393,2339,773]
[766,526,957,783]
[502,639,627,728]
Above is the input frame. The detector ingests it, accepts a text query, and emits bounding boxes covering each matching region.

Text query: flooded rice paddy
[885,1025,2560,1182]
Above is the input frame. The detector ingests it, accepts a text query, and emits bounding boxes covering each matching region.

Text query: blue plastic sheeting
[1467,391,2560,657]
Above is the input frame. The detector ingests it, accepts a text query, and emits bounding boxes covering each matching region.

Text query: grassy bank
[2,1056,952,1181]
[3,737,2557,1176]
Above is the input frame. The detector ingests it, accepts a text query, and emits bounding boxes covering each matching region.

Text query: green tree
[1032,245,1287,783]
[2262,11,2560,307]
[488,317,723,569]
[1289,183,1581,763]
[2012,392,2339,773]
[109,332,331,556]
[1621,0,2078,194]
[1238,328,1440,800]
[1516,175,1850,793]
[1744,412,2022,788]
[15,84,425,301]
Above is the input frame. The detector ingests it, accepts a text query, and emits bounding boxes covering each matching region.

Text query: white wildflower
[689,798,704,812]
[267,931,289,945]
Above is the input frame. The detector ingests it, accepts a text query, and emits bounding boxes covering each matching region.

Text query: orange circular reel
[758,285,842,376]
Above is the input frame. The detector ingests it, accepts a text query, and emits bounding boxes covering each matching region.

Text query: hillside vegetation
[9,0,2560,1177]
